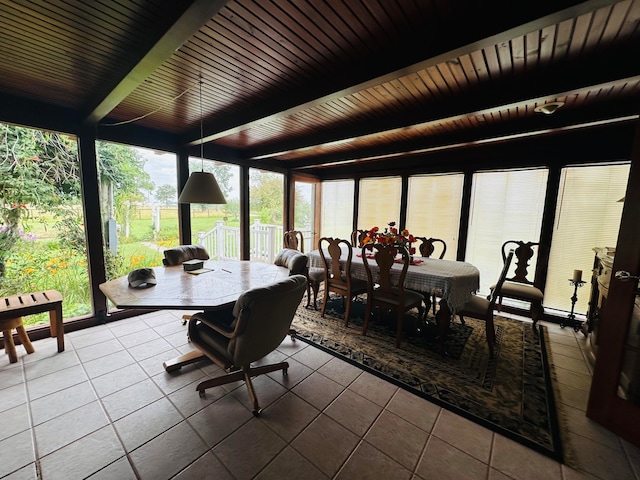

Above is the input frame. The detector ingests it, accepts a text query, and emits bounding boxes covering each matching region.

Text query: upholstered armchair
[187,274,307,416]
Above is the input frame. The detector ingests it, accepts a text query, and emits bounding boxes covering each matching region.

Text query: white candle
[572,269,582,283]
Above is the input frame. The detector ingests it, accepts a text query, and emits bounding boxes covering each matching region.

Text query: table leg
[435,299,452,355]
[163,350,206,372]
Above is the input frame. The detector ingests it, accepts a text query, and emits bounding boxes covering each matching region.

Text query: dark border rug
[292,295,563,462]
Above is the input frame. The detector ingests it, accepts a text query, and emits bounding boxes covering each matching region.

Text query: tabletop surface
[100,260,290,310]
[308,247,480,312]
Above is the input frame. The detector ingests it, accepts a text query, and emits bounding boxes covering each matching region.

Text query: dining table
[307,246,481,346]
[99,259,291,371]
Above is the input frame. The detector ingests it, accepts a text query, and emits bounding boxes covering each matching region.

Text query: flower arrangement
[363,221,416,255]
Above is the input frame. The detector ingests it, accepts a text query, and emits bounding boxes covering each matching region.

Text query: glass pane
[249,168,284,263]
[189,159,241,260]
[406,174,464,260]
[294,180,316,252]
[358,177,402,233]
[98,145,178,310]
[465,169,548,296]
[320,180,354,241]
[0,123,91,324]
[545,164,629,312]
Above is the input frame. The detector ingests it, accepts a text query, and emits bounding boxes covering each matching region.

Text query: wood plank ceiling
[0,0,638,177]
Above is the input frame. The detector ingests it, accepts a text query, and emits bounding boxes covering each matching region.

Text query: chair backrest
[274,248,308,276]
[362,242,410,303]
[489,249,515,308]
[351,229,368,248]
[318,237,353,288]
[501,240,541,286]
[162,245,210,266]
[415,237,446,259]
[283,230,304,252]
[229,275,307,365]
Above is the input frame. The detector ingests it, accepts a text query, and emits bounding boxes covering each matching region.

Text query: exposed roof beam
[83,0,229,126]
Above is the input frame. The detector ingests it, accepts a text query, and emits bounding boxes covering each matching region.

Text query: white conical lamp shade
[178,171,227,204]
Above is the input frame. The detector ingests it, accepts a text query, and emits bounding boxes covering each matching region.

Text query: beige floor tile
[336,441,412,480]
[292,371,344,410]
[30,381,97,426]
[213,419,286,480]
[386,388,441,433]
[167,378,224,418]
[291,344,334,370]
[491,434,562,480]
[0,430,35,477]
[39,426,125,480]
[558,383,590,411]
[27,364,88,400]
[324,388,382,436]
[555,366,592,392]
[187,394,253,447]
[86,457,137,480]
[91,363,149,398]
[34,401,109,456]
[551,353,591,375]
[23,349,80,380]
[0,403,30,441]
[416,436,489,480]
[254,446,328,480]
[113,397,183,452]
[318,356,363,386]
[129,422,208,480]
[432,409,493,463]
[348,371,398,407]
[82,349,136,379]
[365,410,429,471]
[567,432,636,480]
[562,405,622,450]
[230,371,289,412]
[172,452,234,480]
[291,413,360,477]
[259,392,320,442]
[266,356,314,388]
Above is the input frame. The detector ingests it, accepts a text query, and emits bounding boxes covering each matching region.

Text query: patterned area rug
[292,295,563,462]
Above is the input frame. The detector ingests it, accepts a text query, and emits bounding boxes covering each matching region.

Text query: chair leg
[320,289,329,318]
[311,281,320,310]
[395,309,403,348]
[344,295,352,327]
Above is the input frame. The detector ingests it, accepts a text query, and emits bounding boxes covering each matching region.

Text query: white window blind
[465,169,548,296]
[545,163,629,313]
[406,174,464,260]
[358,177,402,232]
[320,180,354,241]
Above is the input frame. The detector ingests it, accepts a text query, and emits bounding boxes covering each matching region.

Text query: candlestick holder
[560,279,587,332]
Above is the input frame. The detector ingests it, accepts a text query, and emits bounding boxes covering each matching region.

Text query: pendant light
[178,78,226,204]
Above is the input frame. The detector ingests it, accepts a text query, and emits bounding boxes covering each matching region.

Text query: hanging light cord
[199,77,204,171]
[100,84,195,127]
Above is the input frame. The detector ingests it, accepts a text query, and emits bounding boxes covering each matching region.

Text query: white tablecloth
[308,247,480,313]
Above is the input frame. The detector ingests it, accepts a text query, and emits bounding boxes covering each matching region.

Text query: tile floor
[1,309,639,480]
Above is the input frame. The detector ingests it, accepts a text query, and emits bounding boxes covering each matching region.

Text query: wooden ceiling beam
[83,0,229,126]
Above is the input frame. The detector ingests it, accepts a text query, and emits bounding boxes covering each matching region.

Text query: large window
[189,159,240,260]
[293,178,317,252]
[358,177,402,231]
[1,124,91,322]
[465,168,549,295]
[249,168,284,263]
[320,180,354,241]
[98,145,179,305]
[406,174,464,260]
[545,163,629,313]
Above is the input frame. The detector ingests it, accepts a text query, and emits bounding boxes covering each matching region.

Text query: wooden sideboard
[585,247,615,365]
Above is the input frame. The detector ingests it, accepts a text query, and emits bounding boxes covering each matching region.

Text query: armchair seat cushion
[458,294,490,318]
[372,288,424,308]
[496,281,543,301]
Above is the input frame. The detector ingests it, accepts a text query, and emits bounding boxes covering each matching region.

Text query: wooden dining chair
[457,250,514,358]
[361,243,425,347]
[283,230,304,251]
[415,236,447,317]
[351,229,368,248]
[489,240,545,327]
[283,230,324,309]
[318,237,367,327]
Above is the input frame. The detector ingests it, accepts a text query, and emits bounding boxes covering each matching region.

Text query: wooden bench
[0,290,64,363]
